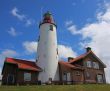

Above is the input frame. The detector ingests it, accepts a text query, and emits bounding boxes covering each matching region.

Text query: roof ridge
[5,57,41,71]
[6,57,35,63]
[68,51,92,63]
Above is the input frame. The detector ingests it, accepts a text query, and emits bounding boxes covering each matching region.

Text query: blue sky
[0,0,110,82]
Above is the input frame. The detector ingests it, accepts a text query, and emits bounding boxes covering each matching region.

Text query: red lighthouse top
[39,11,57,28]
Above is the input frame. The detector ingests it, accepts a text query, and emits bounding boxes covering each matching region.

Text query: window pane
[63,73,67,81]
[50,25,53,31]
[93,62,99,69]
[87,61,92,67]
[97,74,103,83]
[24,73,31,81]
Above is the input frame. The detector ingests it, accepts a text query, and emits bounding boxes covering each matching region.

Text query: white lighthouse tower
[37,11,59,83]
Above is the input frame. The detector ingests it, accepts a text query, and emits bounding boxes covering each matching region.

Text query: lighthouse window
[50,25,53,31]
[56,48,58,55]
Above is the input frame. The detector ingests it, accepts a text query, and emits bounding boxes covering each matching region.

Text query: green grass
[0,84,110,91]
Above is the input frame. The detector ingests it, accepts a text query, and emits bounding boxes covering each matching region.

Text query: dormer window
[50,25,53,31]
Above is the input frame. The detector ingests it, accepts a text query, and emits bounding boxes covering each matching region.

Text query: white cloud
[97,2,110,22]
[25,19,35,26]
[8,27,17,36]
[58,45,77,58]
[66,2,110,83]
[11,7,25,21]
[65,20,73,26]
[67,25,80,34]
[23,41,38,53]
[0,49,18,66]
[65,20,80,35]
[0,49,18,57]
[23,41,77,59]
[11,7,34,26]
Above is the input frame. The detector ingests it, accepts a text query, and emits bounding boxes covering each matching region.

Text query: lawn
[0,84,110,91]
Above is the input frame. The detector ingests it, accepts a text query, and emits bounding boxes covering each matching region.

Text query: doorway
[7,74,15,85]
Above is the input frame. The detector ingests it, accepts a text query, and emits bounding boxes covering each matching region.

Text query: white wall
[37,23,59,83]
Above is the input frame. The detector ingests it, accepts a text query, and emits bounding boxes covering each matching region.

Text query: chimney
[68,57,74,62]
[86,47,91,52]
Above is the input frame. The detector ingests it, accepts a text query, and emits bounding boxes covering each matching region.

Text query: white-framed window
[86,61,92,68]
[63,72,71,81]
[93,62,99,69]
[97,74,103,83]
[63,72,67,81]
[50,25,53,31]
[24,72,31,81]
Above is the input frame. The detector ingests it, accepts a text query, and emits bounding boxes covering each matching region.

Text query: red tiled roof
[58,61,83,70]
[58,50,106,69]
[68,50,106,67]
[68,51,91,63]
[5,58,41,71]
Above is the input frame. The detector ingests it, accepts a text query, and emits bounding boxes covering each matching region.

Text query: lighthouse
[37,11,59,83]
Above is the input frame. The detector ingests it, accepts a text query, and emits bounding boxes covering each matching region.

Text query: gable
[1,62,18,75]
[83,52,106,68]
[68,51,106,68]
[2,57,42,75]
[90,52,106,67]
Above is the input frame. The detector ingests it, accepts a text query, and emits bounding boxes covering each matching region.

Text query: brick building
[1,47,106,85]
[58,47,106,84]
[2,58,41,85]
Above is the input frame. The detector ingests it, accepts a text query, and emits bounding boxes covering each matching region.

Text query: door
[7,74,14,85]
